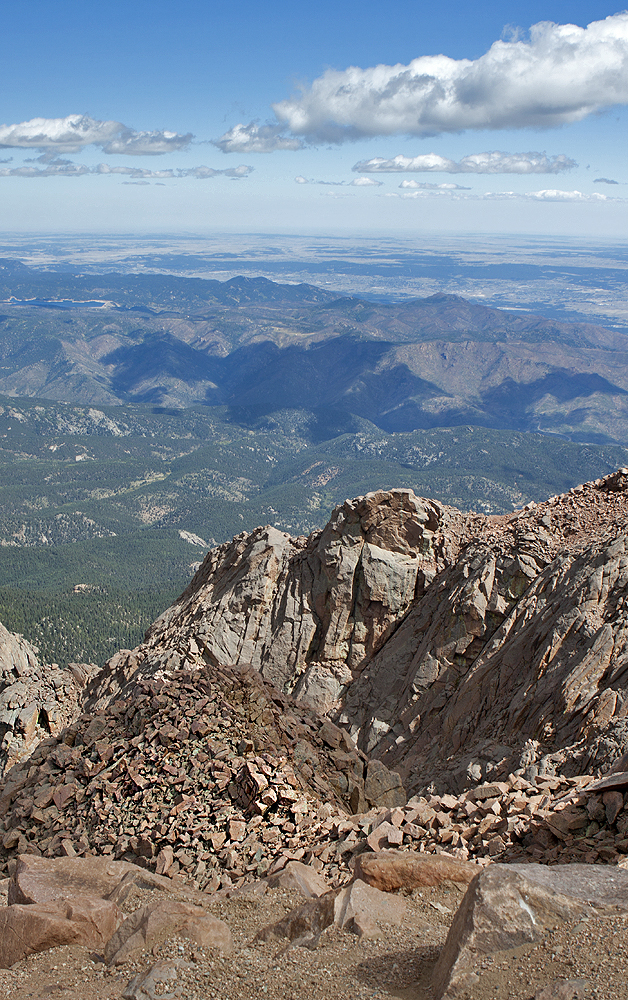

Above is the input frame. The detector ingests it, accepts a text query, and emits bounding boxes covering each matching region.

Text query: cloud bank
[386,186,615,202]
[0,115,193,155]
[399,180,471,190]
[353,151,576,174]
[294,175,382,187]
[267,13,628,142]
[0,160,253,179]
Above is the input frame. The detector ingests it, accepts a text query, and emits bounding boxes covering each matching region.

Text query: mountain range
[1,259,628,443]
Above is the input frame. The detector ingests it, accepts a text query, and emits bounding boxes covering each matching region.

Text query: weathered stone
[366,821,400,852]
[8,854,171,907]
[588,770,628,794]
[122,959,191,1000]
[9,854,124,905]
[266,860,330,898]
[353,851,480,891]
[433,863,628,999]
[105,900,233,966]
[334,879,406,934]
[255,892,338,947]
[603,789,624,824]
[0,897,122,968]
[364,760,406,808]
[534,981,588,1000]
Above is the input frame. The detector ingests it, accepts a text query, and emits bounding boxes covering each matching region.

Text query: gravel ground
[0,874,625,1000]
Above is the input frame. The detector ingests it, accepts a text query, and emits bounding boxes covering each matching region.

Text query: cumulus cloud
[0,114,192,155]
[399,179,471,190]
[350,176,382,186]
[594,176,619,184]
[269,13,628,141]
[213,122,303,153]
[0,160,253,180]
[353,151,576,174]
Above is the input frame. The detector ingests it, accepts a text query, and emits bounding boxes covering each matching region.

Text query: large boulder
[353,851,481,891]
[8,854,172,907]
[433,863,628,998]
[0,897,122,968]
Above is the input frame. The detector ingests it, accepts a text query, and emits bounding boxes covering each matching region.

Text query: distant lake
[3,297,108,309]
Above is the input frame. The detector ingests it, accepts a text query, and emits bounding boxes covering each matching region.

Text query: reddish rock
[354,850,480,891]
[8,854,170,907]
[0,897,122,968]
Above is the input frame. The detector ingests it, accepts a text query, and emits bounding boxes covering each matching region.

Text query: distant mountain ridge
[1,260,628,442]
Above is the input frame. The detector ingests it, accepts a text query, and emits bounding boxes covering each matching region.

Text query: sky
[0,0,627,236]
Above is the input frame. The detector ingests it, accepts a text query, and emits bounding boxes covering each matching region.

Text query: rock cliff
[0,623,97,776]
[83,469,628,797]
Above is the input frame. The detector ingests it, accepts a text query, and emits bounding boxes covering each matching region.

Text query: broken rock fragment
[105,899,233,966]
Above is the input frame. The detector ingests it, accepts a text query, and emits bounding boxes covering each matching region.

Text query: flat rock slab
[8,854,171,907]
[105,899,233,966]
[0,897,122,969]
[354,851,480,891]
[433,863,628,998]
[587,770,628,793]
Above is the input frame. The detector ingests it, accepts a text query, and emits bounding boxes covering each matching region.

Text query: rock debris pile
[2,651,627,884]
[0,662,404,883]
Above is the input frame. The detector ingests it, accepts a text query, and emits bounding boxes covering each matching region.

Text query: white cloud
[399,179,470,190]
[180,164,253,179]
[384,186,621,202]
[354,151,576,174]
[350,176,382,186]
[0,161,91,177]
[271,13,628,141]
[294,175,381,187]
[213,122,303,153]
[483,188,612,202]
[0,161,253,180]
[0,114,192,155]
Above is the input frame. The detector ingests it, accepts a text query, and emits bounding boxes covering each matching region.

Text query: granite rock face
[85,490,467,716]
[0,621,97,777]
[84,470,628,798]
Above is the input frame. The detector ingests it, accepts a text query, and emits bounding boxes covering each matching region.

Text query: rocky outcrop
[85,490,472,715]
[0,621,98,777]
[83,469,628,799]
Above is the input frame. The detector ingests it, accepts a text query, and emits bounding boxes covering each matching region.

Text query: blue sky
[1,0,627,235]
